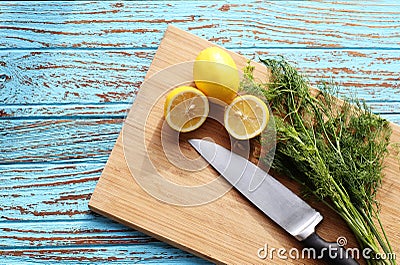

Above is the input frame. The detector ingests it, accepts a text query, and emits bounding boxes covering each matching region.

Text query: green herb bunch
[242,57,395,265]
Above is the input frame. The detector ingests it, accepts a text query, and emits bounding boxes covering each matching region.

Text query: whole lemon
[193,47,239,104]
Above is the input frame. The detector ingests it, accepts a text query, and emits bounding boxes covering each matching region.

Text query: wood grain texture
[1,119,121,164]
[0,162,208,263]
[89,25,400,265]
[0,51,146,104]
[1,1,400,48]
[1,162,102,221]
[1,1,400,264]
[0,219,209,264]
[1,49,399,115]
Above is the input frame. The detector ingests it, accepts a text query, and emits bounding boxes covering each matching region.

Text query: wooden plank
[0,163,206,264]
[0,119,122,164]
[0,103,131,119]
[251,49,400,102]
[0,119,118,221]
[89,26,400,265]
[1,1,399,48]
[1,113,400,222]
[0,163,101,221]
[0,219,149,247]
[1,49,399,110]
[0,247,208,264]
[0,112,399,221]
[0,46,398,265]
[2,101,399,120]
[0,51,147,104]
[1,1,399,264]
[381,114,400,124]
[0,244,208,264]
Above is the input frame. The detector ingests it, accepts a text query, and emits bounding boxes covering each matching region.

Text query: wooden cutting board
[89,25,400,264]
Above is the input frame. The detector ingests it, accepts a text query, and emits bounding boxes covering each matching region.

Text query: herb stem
[244,58,394,265]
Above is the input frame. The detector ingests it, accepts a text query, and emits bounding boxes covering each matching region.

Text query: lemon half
[164,86,209,133]
[224,95,269,140]
[193,47,239,104]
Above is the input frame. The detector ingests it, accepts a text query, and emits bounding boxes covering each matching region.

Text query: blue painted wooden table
[1,1,399,264]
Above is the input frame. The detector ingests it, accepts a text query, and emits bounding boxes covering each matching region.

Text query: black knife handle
[302,232,359,265]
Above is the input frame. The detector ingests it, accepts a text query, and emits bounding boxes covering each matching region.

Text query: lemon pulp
[224,95,269,140]
[164,86,209,132]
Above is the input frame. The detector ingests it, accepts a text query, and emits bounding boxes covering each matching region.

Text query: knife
[189,139,359,265]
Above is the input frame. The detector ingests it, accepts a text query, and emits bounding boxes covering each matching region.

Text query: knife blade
[189,139,359,265]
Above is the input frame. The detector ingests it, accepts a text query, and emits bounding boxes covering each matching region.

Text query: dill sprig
[242,57,395,265]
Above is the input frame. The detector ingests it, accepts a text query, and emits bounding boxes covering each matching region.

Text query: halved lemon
[164,86,209,132]
[224,95,269,140]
